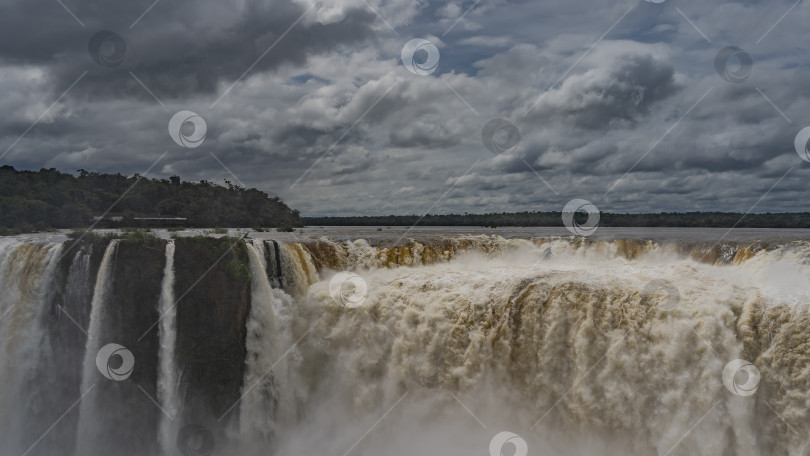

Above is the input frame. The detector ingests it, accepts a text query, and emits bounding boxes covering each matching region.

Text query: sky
[0,0,809,216]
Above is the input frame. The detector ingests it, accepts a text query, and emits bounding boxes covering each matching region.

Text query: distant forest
[0,166,302,232]
[4,166,810,233]
[304,212,810,228]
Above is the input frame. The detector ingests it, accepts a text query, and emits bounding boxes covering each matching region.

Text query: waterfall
[157,240,179,454]
[264,237,810,456]
[237,240,302,444]
[238,240,280,440]
[61,245,95,329]
[262,240,283,289]
[74,240,119,455]
[0,242,61,455]
[0,234,808,455]
[278,242,318,297]
[21,244,96,456]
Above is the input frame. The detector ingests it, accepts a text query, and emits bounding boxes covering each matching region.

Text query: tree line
[0,166,302,233]
[3,165,808,233]
[303,211,810,228]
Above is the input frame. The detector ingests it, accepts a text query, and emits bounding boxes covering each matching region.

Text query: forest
[304,211,810,228]
[0,166,302,233]
[4,165,810,233]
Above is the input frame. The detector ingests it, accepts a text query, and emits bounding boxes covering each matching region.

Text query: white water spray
[157,240,179,454]
[237,241,300,443]
[75,240,119,455]
[0,242,60,455]
[0,234,807,456]
[261,236,810,456]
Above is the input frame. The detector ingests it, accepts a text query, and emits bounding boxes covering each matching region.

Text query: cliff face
[173,237,251,430]
[93,239,165,455]
[7,236,253,456]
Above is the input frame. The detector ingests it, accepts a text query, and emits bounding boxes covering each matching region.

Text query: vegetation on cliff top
[304,211,810,228]
[0,166,302,231]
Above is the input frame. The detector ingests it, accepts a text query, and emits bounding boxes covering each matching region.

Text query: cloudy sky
[1,0,809,216]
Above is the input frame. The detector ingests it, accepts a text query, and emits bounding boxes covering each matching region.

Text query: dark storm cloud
[525,53,683,130]
[273,125,333,150]
[0,0,376,98]
[1,0,810,216]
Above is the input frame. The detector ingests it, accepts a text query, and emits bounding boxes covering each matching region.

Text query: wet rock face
[173,237,251,427]
[7,236,255,455]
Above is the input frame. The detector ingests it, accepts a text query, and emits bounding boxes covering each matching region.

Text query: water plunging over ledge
[0,229,808,455]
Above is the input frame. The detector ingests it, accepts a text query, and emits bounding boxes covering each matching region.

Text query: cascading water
[258,236,810,456]
[157,240,178,454]
[0,233,808,456]
[74,240,119,455]
[262,240,284,289]
[0,241,61,455]
[278,242,318,296]
[22,244,97,456]
[237,240,299,445]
